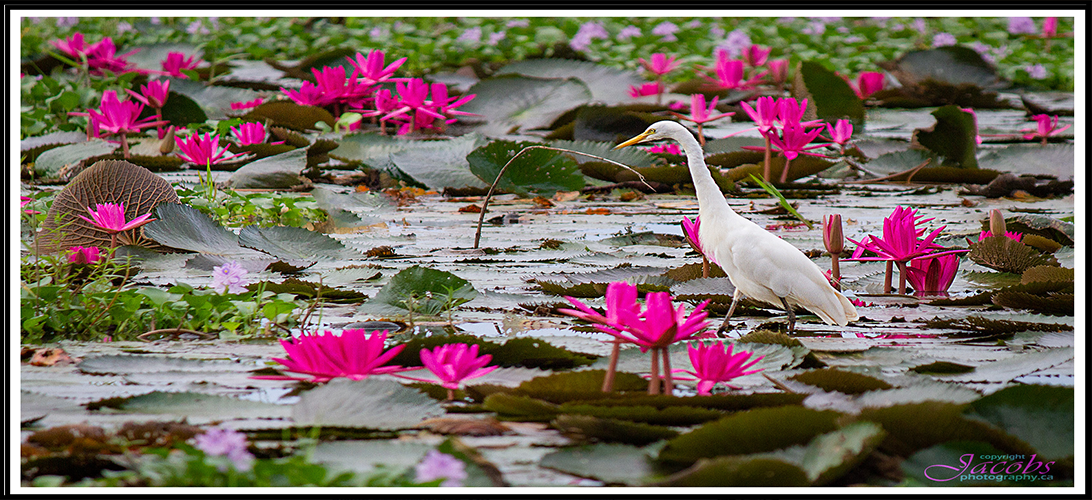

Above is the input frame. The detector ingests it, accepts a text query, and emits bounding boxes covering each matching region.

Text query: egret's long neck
[674,131,736,218]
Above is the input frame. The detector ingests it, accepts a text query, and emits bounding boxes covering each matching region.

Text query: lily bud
[159,126,176,155]
[823,214,844,254]
[989,209,1007,237]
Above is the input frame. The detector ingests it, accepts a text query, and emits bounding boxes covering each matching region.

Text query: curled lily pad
[482,393,561,422]
[792,60,865,125]
[1020,234,1063,254]
[142,203,269,259]
[238,225,355,261]
[553,414,680,446]
[964,384,1073,464]
[1021,266,1073,284]
[495,58,643,106]
[37,160,179,253]
[32,139,118,178]
[789,368,893,395]
[539,444,665,486]
[467,140,585,195]
[362,265,476,317]
[992,291,1074,316]
[912,105,978,168]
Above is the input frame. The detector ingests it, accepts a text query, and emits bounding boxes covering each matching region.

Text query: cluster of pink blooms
[846,206,969,295]
[251,329,497,400]
[736,96,829,182]
[69,90,169,157]
[279,49,477,135]
[559,281,763,395]
[50,32,203,78]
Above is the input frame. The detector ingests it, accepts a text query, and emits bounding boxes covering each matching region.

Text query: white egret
[615,121,858,334]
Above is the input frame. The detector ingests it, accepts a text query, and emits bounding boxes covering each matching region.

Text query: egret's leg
[780,297,796,335]
[717,289,743,336]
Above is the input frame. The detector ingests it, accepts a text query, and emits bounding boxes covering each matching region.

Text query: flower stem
[763,136,772,182]
[830,255,840,290]
[701,256,710,279]
[447,388,455,401]
[884,261,893,294]
[601,340,621,393]
[697,123,705,147]
[661,348,674,395]
[120,133,130,159]
[779,157,792,183]
[896,261,908,294]
[648,348,661,395]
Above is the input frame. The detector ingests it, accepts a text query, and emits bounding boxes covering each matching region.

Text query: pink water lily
[175,132,244,165]
[676,342,765,394]
[767,59,789,85]
[846,206,969,294]
[408,343,498,399]
[311,65,370,110]
[1021,114,1071,145]
[162,51,201,78]
[825,119,854,146]
[710,57,765,90]
[558,281,639,393]
[281,81,329,107]
[977,230,1024,243]
[742,44,771,67]
[682,215,703,255]
[852,72,885,99]
[253,329,410,383]
[383,78,448,134]
[230,98,264,110]
[824,214,845,289]
[638,53,681,76]
[628,82,664,98]
[905,253,961,295]
[669,94,734,146]
[230,122,269,146]
[347,49,407,87]
[73,90,166,158]
[1042,17,1058,38]
[50,32,87,60]
[739,96,781,134]
[126,79,170,109]
[20,196,40,215]
[67,246,103,264]
[78,202,155,248]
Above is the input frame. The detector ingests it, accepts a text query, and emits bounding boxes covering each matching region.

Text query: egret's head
[613,121,687,149]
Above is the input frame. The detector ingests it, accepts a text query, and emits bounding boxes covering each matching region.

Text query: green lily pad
[496,58,643,105]
[964,384,1073,464]
[248,278,367,303]
[482,393,562,422]
[910,361,976,375]
[800,421,887,485]
[327,131,411,167]
[143,203,269,259]
[166,77,262,121]
[21,131,88,163]
[977,144,1074,181]
[882,46,1003,89]
[158,91,208,128]
[92,391,291,422]
[553,414,680,445]
[389,134,490,190]
[968,236,1059,274]
[788,368,894,395]
[857,401,1035,458]
[556,403,725,427]
[291,378,444,430]
[513,370,648,404]
[539,444,666,486]
[992,291,1074,316]
[238,225,354,261]
[793,60,865,125]
[467,140,585,195]
[78,355,250,375]
[224,148,307,189]
[362,265,476,317]
[459,74,592,133]
[657,406,843,465]
[388,334,596,370]
[657,456,810,487]
[913,105,979,168]
[33,139,118,178]
[242,101,337,131]
[549,139,655,168]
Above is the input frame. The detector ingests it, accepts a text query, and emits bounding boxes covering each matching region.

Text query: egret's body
[616,121,858,333]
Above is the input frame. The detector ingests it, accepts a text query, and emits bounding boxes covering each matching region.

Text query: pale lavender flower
[415,450,467,487]
[618,25,642,41]
[116,21,133,33]
[56,17,78,27]
[193,427,255,472]
[719,30,751,58]
[710,25,725,39]
[186,20,209,35]
[1026,64,1048,79]
[837,26,850,33]
[688,20,702,29]
[457,26,482,44]
[370,26,389,38]
[506,19,529,28]
[652,21,679,42]
[813,16,842,23]
[488,31,506,45]
[802,21,826,35]
[932,32,957,47]
[570,21,608,51]
[912,18,926,32]
[212,260,249,294]
[845,35,863,43]
[150,17,161,25]
[1008,17,1037,34]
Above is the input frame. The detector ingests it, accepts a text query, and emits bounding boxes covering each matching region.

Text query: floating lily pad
[881,46,1003,89]
[656,455,809,487]
[968,236,1059,274]
[964,384,1073,463]
[362,265,476,317]
[21,131,89,164]
[977,144,1074,181]
[793,60,865,125]
[910,361,976,375]
[789,368,893,395]
[657,406,843,465]
[912,105,978,168]
[238,225,354,261]
[291,378,444,430]
[992,291,1074,316]
[857,401,1032,457]
[386,134,491,190]
[539,444,666,486]
[461,74,592,133]
[512,370,648,404]
[33,139,118,178]
[482,393,562,422]
[1021,266,1073,284]
[554,414,680,445]
[556,403,724,427]
[224,148,307,189]
[243,100,337,131]
[166,77,263,120]
[78,355,250,375]
[143,203,269,259]
[249,278,367,303]
[496,58,643,105]
[467,140,585,195]
[91,391,291,422]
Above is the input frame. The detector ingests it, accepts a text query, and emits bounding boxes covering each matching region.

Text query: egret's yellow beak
[613,130,654,150]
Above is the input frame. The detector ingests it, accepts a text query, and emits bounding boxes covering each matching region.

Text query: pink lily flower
[775,97,824,129]
[1021,114,1071,144]
[78,202,156,234]
[230,122,269,145]
[669,94,734,146]
[125,79,170,109]
[976,230,1024,243]
[824,214,845,288]
[612,293,711,352]
[905,254,961,294]
[83,37,139,75]
[230,98,265,110]
[311,65,368,108]
[1042,17,1058,38]
[82,91,162,136]
[682,215,703,255]
[162,52,202,79]
[384,79,449,133]
[710,58,767,90]
[846,206,969,293]
[767,59,790,85]
[67,246,103,265]
[558,281,641,335]
[645,144,682,155]
[50,32,87,59]
[739,96,781,134]
[281,81,330,107]
[676,342,765,394]
[852,72,885,99]
[20,196,41,215]
[429,83,479,119]
[252,329,411,384]
[628,82,664,98]
[346,49,407,87]
[761,121,831,161]
[175,132,245,165]
[824,119,854,149]
[742,45,771,67]
[416,343,499,393]
[359,88,407,134]
[638,53,681,76]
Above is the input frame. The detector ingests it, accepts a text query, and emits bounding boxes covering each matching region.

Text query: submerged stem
[601,340,621,393]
